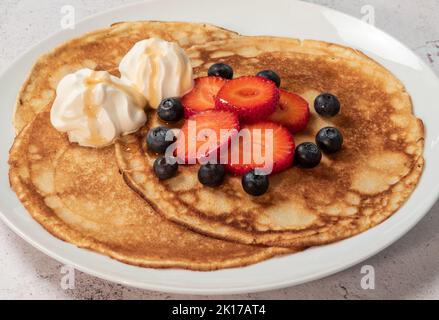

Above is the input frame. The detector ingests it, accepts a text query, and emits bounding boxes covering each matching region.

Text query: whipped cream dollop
[50,68,147,148]
[119,38,194,109]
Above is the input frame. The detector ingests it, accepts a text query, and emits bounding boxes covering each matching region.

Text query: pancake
[9,22,291,270]
[115,36,425,247]
[13,21,238,133]
[9,110,290,270]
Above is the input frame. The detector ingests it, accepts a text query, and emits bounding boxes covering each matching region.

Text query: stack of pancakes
[9,21,424,271]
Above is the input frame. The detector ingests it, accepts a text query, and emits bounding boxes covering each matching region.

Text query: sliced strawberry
[175,110,239,163]
[181,77,228,117]
[226,121,295,175]
[215,76,279,123]
[269,90,310,133]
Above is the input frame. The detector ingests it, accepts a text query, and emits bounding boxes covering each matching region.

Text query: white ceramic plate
[1,0,438,295]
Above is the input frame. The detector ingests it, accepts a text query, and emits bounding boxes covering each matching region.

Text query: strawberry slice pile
[176,75,310,175]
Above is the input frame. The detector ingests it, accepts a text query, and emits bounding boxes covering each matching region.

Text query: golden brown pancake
[9,110,290,270]
[13,21,238,133]
[116,36,425,247]
[9,22,292,270]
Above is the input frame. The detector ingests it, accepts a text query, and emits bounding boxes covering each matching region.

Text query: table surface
[1,0,438,300]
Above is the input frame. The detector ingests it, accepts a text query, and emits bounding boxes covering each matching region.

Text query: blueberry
[208,63,234,79]
[256,70,281,87]
[294,142,322,168]
[316,127,343,154]
[314,93,340,117]
[242,170,269,196]
[198,163,226,187]
[153,156,178,180]
[158,97,184,122]
[146,126,174,154]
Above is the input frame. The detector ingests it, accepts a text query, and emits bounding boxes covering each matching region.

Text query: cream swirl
[50,68,147,148]
[119,38,194,108]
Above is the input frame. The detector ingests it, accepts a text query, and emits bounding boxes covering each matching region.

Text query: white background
[0,0,438,299]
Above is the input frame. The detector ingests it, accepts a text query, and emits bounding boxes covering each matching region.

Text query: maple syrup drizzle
[175,48,185,94]
[144,44,166,108]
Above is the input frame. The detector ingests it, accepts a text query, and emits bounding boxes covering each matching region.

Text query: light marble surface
[1,0,438,300]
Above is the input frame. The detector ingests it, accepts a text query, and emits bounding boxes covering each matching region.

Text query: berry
[226,121,295,175]
[146,127,174,154]
[198,163,226,187]
[314,93,340,117]
[208,63,234,79]
[256,70,281,87]
[269,90,310,133]
[216,76,279,123]
[294,142,322,168]
[316,127,343,154]
[157,97,184,122]
[242,170,269,196]
[181,77,228,117]
[153,156,178,180]
[175,110,239,163]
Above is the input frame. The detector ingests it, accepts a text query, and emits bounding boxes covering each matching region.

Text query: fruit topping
[175,110,239,163]
[269,90,310,133]
[153,156,179,180]
[226,121,295,175]
[157,97,184,122]
[242,170,270,196]
[181,76,228,117]
[294,142,322,168]
[314,93,340,117]
[146,126,175,154]
[256,69,281,87]
[198,163,226,187]
[316,127,343,154]
[208,63,234,80]
[215,76,279,123]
